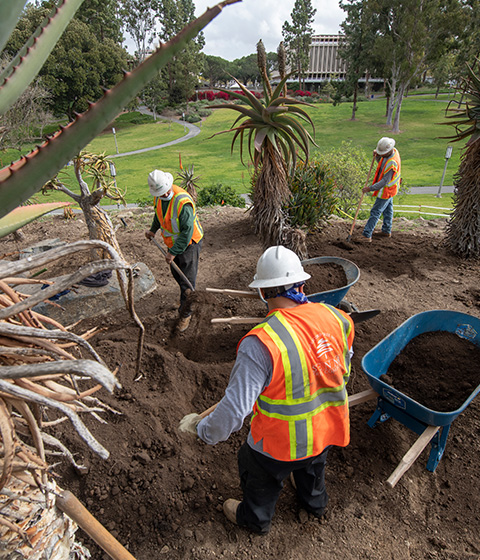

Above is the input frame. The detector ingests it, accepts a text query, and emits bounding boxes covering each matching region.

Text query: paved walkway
[109,107,201,159]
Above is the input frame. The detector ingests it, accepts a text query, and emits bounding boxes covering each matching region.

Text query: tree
[339,0,377,119]
[0,57,54,152]
[5,3,129,119]
[369,0,461,133]
[157,0,205,103]
[120,0,160,62]
[40,18,129,118]
[441,62,480,258]
[282,0,316,89]
[203,55,231,87]
[76,0,124,43]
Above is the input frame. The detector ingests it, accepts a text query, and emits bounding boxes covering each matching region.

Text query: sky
[193,0,346,61]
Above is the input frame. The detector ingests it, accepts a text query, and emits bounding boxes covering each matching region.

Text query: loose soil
[2,207,480,560]
[383,331,480,412]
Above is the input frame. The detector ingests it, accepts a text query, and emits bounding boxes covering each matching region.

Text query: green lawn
[3,94,464,207]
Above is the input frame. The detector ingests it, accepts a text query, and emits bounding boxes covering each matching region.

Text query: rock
[19,238,66,259]
[19,262,156,324]
[299,509,309,524]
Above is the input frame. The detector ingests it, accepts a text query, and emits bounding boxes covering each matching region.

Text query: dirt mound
[2,207,480,560]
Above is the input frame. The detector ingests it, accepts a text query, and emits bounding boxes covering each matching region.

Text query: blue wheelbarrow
[302,256,360,308]
[362,310,480,487]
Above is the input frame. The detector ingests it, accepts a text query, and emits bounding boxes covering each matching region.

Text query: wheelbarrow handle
[150,237,194,292]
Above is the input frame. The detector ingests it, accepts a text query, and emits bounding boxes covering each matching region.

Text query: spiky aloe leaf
[0,0,241,221]
[0,0,85,115]
[0,0,27,54]
[0,202,71,239]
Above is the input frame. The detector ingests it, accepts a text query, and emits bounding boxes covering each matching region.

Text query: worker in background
[360,137,401,242]
[145,169,203,332]
[179,246,354,534]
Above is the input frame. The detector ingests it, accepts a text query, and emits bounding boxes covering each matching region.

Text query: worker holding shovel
[145,169,203,332]
[179,246,354,534]
[359,137,401,242]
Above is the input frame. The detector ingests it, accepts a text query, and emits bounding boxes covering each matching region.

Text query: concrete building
[307,35,346,85]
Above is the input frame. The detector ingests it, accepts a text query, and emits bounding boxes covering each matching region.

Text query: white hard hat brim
[249,270,311,289]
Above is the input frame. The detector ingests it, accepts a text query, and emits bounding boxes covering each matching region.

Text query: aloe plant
[0,201,71,238]
[209,40,315,252]
[440,62,480,258]
[0,0,240,221]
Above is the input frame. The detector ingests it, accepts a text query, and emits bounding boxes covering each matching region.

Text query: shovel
[346,154,376,242]
[150,237,194,292]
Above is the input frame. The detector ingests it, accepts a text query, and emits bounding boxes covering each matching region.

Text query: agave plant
[441,62,480,258]
[176,161,200,202]
[209,40,316,251]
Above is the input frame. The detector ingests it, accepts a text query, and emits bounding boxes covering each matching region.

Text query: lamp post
[109,162,119,207]
[112,127,119,154]
[436,145,453,198]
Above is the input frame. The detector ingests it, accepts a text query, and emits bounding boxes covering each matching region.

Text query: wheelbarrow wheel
[337,300,359,314]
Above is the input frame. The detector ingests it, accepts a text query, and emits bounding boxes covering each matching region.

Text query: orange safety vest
[154,185,203,249]
[372,148,401,199]
[240,303,354,462]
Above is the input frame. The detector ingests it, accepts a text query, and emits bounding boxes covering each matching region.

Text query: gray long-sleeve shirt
[196,336,272,445]
[367,168,394,192]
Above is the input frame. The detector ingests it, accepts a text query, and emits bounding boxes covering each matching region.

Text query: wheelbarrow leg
[367,399,391,428]
[426,424,451,472]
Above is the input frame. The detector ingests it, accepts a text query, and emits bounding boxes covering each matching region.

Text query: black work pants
[170,239,202,316]
[236,442,329,534]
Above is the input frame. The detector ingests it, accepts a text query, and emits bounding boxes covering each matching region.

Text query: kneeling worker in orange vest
[145,169,203,332]
[179,246,354,533]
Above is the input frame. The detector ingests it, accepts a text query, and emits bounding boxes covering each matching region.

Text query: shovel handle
[56,490,137,560]
[347,154,376,239]
[150,237,194,292]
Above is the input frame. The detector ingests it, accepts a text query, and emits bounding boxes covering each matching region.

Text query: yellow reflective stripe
[274,312,310,398]
[262,321,293,398]
[288,420,296,460]
[257,392,347,420]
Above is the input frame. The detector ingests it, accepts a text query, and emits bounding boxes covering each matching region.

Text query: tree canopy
[282,0,316,89]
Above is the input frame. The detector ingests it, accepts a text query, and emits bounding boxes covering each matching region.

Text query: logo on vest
[311,333,343,379]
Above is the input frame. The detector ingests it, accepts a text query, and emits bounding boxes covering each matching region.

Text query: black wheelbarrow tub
[302,256,360,307]
[361,310,480,427]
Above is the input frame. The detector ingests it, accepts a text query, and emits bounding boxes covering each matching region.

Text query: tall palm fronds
[441,62,480,258]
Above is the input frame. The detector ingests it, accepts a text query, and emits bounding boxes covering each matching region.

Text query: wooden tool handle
[386,425,440,488]
[206,287,259,299]
[199,403,218,418]
[56,490,137,560]
[150,238,194,292]
[348,154,376,239]
[211,316,264,325]
[348,388,377,407]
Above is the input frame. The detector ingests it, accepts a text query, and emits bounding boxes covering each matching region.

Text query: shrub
[197,183,246,208]
[185,114,201,123]
[314,142,372,217]
[284,160,337,231]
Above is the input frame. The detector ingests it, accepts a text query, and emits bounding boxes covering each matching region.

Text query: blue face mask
[161,190,174,201]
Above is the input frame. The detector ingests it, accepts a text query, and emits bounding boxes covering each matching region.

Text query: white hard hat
[376,137,395,156]
[148,170,173,197]
[249,246,311,289]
